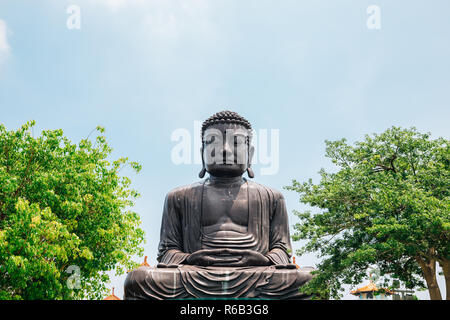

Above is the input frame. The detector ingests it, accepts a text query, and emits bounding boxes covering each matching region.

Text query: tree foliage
[286,127,449,300]
[0,121,145,300]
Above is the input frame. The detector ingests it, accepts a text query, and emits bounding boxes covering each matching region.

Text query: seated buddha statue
[124,111,314,299]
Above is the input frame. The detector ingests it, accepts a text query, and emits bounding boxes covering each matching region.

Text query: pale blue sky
[0,0,448,299]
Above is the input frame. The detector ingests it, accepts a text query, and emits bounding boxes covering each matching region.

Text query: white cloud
[0,19,10,64]
[89,0,212,38]
[79,0,214,41]
[91,0,144,11]
[141,0,213,40]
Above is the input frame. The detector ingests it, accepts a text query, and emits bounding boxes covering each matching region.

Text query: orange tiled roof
[350,282,393,295]
[104,287,121,300]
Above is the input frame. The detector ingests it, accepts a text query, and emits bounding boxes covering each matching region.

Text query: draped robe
[124,179,313,300]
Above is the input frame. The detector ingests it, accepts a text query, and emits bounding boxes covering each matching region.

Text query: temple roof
[350,281,393,295]
[104,287,121,300]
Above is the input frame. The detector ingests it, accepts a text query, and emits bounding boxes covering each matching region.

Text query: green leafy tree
[286,127,449,300]
[0,121,145,300]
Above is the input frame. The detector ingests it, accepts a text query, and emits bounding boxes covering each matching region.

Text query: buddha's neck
[208,175,244,186]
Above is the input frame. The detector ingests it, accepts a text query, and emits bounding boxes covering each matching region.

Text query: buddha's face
[202,123,254,177]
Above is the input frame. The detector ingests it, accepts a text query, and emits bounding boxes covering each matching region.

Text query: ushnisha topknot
[201,110,252,141]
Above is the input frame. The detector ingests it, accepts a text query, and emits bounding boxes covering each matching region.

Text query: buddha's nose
[223,141,234,164]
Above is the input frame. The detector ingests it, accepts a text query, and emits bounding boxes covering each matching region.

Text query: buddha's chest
[201,185,249,227]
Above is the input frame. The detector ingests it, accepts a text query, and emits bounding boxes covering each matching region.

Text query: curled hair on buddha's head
[201,110,253,142]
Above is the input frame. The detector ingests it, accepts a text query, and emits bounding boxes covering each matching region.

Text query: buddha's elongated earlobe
[247,144,255,178]
[199,145,206,178]
[247,166,254,178]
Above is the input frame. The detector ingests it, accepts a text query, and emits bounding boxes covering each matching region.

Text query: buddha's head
[199,110,255,178]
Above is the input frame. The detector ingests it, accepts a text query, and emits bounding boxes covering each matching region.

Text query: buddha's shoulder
[165,180,285,200]
[165,181,206,199]
[246,180,285,200]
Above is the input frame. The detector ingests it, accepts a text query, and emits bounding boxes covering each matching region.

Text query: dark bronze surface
[124,111,314,300]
